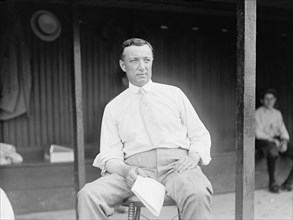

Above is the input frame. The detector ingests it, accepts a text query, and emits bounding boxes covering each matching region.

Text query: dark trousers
[256,139,293,185]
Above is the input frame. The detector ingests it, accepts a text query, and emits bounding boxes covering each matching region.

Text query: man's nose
[138,60,146,70]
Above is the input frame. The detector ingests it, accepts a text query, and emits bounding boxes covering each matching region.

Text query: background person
[255,88,293,193]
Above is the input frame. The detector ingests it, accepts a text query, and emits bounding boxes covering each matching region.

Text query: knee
[190,185,212,202]
[268,150,279,159]
[177,183,212,212]
[77,185,90,201]
[172,177,212,201]
[77,183,99,201]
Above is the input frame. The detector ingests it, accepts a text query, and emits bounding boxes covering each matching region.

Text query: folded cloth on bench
[0,143,23,165]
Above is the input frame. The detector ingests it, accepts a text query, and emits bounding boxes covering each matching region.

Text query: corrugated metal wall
[0,11,73,148]
[1,6,292,156]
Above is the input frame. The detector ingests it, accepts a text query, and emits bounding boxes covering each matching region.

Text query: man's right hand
[122,165,147,188]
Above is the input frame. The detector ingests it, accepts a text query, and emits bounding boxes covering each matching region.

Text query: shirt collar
[261,106,275,112]
[128,80,154,94]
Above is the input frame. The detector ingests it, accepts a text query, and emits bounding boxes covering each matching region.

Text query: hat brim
[30,10,61,42]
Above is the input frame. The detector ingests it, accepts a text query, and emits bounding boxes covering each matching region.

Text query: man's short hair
[261,88,277,99]
[120,38,153,60]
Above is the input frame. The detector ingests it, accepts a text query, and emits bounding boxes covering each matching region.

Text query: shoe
[281,182,293,191]
[269,182,280,193]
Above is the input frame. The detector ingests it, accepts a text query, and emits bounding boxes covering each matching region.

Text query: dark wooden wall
[0,5,73,150]
[1,5,292,158]
[256,21,293,149]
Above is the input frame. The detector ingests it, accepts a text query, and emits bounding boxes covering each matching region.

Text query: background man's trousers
[78,148,213,220]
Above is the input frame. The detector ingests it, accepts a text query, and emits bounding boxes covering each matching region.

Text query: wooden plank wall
[0,5,73,149]
[1,5,292,156]
[256,22,293,149]
[151,27,237,153]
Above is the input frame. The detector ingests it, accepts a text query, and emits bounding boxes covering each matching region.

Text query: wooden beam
[71,1,86,217]
[235,0,256,219]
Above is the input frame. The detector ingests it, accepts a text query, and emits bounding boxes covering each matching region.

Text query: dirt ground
[16,189,292,220]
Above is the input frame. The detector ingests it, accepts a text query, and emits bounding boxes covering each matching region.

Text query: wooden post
[71,1,85,218]
[236,0,256,219]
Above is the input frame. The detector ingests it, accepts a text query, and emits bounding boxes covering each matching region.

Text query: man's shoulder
[272,108,283,116]
[153,82,182,93]
[255,106,264,113]
[255,106,266,118]
[106,89,130,109]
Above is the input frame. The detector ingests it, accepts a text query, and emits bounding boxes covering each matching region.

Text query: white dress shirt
[255,106,290,141]
[93,80,211,174]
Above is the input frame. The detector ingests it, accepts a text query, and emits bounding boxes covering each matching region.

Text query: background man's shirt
[93,80,211,175]
[255,106,289,141]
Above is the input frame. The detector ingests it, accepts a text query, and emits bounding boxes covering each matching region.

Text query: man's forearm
[105,158,130,177]
[105,158,146,188]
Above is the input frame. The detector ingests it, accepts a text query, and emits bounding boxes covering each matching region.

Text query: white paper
[131,176,165,217]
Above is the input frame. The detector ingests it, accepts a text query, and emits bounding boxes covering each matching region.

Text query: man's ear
[119,59,126,72]
[260,98,264,104]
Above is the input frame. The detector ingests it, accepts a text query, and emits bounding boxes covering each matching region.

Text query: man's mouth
[137,73,147,76]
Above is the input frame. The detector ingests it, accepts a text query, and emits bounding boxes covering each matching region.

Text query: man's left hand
[173,153,200,173]
[279,140,288,153]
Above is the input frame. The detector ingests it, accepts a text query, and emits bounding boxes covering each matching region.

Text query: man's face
[262,93,276,109]
[119,45,153,87]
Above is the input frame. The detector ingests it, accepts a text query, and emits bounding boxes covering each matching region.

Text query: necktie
[138,88,163,146]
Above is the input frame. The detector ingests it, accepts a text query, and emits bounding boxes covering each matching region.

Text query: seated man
[78,38,213,220]
[255,89,293,193]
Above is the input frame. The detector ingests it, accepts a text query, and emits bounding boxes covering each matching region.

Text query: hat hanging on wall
[30,10,61,42]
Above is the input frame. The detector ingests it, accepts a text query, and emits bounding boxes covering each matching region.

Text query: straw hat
[30,10,61,42]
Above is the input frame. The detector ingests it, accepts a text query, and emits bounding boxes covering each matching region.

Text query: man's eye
[144,58,152,63]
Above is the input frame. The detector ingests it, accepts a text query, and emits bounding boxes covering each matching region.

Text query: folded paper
[45,144,74,163]
[131,175,165,217]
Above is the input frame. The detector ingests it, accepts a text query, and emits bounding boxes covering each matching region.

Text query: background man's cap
[261,88,277,98]
[30,10,61,42]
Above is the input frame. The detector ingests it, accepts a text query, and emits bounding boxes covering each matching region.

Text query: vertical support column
[236,0,256,219]
[71,2,85,218]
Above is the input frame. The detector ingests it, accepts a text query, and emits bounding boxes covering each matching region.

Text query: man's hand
[272,138,281,147]
[279,140,288,153]
[172,153,200,173]
[122,165,147,188]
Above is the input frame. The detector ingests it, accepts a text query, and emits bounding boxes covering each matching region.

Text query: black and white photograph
[0,0,292,219]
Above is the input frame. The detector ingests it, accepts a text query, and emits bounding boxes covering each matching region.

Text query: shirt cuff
[92,153,124,176]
